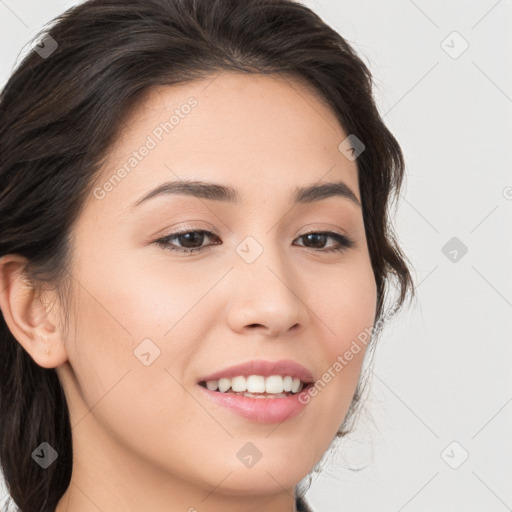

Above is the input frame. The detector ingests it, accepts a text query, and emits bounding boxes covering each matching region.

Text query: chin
[200,458,309,497]
[211,473,301,497]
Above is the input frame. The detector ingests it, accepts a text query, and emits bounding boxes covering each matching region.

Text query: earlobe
[0,254,68,368]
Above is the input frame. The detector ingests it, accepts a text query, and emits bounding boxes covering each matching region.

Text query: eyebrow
[131,179,361,209]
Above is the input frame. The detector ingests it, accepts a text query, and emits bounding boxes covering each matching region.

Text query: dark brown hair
[0,0,414,510]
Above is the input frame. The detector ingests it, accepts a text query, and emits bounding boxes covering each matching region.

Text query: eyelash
[154,228,355,255]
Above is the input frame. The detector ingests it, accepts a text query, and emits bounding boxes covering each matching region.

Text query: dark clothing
[295,494,314,512]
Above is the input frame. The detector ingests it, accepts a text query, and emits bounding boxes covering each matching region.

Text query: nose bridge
[226,231,308,335]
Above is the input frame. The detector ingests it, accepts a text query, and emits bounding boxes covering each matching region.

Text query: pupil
[306,233,325,248]
[180,232,203,248]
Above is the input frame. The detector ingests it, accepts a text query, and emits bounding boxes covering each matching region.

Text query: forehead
[89,71,359,213]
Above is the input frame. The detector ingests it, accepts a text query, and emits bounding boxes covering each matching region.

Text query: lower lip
[197,384,312,424]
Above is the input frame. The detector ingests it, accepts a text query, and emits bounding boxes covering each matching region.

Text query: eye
[294,231,354,253]
[154,229,221,254]
[153,229,354,254]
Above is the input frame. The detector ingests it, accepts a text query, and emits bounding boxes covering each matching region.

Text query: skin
[0,71,377,512]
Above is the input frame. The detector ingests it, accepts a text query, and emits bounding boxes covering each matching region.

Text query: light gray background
[1,1,511,511]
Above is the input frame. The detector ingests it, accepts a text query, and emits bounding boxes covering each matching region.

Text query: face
[54,72,377,504]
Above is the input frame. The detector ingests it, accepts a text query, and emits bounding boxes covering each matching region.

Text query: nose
[225,242,309,338]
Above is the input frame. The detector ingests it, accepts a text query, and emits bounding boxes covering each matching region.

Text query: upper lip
[197,359,315,384]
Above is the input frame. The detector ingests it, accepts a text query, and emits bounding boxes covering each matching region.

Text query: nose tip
[225,241,310,337]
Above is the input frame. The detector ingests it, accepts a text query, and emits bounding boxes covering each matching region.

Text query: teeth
[231,376,247,392]
[203,375,304,395]
[247,375,265,393]
[218,378,231,393]
[206,380,220,391]
[265,375,283,394]
[290,378,301,393]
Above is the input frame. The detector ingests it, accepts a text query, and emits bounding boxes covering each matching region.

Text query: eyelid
[156,220,219,239]
[297,222,351,236]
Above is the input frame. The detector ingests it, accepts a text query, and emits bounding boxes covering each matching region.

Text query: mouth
[196,377,315,423]
[197,377,314,399]
[195,359,316,422]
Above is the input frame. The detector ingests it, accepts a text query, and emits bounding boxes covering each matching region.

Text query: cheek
[309,254,377,349]
[63,276,201,459]
[304,257,376,424]
[65,247,208,414]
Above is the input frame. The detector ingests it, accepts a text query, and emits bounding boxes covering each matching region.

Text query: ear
[0,254,68,368]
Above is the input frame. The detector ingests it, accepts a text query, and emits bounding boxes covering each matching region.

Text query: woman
[0,0,414,510]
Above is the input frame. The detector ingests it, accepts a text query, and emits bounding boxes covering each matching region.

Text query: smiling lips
[198,358,314,396]
[197,359,315,422]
